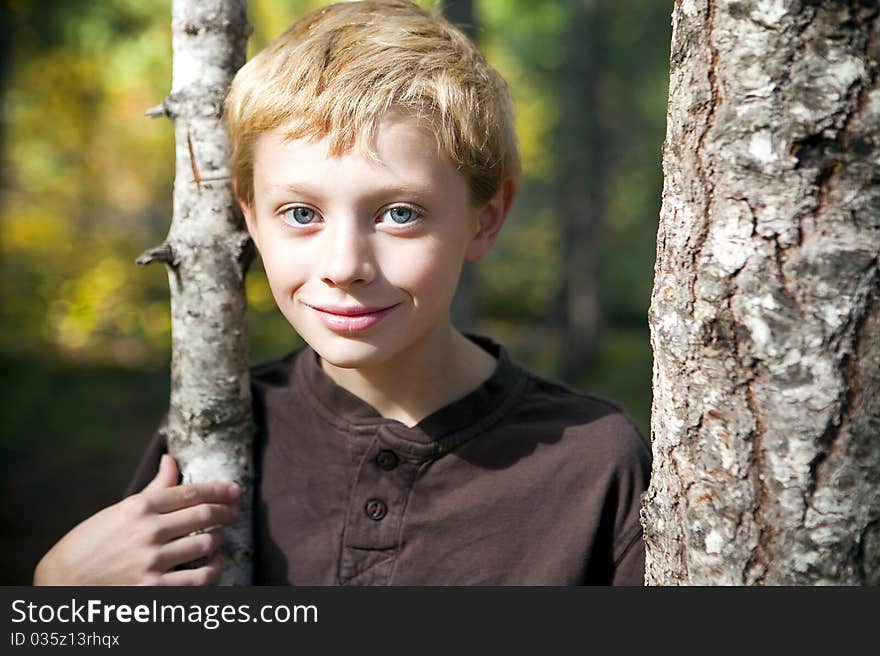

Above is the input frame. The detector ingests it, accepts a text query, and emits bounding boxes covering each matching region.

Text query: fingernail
[227,483,240,500]
[230,505,240,519]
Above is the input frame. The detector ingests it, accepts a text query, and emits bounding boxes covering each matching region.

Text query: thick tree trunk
[643,0,880,585]
[138,0,253,585]
[556,0,608,382]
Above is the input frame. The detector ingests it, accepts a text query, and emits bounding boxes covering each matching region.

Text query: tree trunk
[442,0,475,38]
[556,0,608,382]
[138,0,253,586]
[643,0,880,585]
[444,0,478,333]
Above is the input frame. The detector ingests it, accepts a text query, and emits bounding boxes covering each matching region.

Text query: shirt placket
[338,425,421,585]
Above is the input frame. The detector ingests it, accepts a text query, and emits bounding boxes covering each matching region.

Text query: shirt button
[364,498,388,521]
[375,449,400,471]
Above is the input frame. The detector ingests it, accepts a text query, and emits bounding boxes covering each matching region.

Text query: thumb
[144,454,179,492]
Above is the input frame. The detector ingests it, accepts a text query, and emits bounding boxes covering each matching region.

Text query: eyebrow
[263,182,430,200]
[264,183,317,197]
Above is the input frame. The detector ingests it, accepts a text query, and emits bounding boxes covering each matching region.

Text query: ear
[465,177,517,263]
[238,195,260,251]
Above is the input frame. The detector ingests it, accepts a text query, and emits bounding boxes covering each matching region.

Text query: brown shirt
[126,335,651,585]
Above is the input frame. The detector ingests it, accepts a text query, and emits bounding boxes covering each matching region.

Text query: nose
[318,220,376,289]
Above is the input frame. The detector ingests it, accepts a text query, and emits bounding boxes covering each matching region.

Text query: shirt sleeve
[607,413,652,586]
[610,522,647,586]
[122,413,170,498]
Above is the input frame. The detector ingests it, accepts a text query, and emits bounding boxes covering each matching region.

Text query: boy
[34,0,650,586]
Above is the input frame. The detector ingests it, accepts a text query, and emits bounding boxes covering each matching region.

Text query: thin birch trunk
[138,0,253,586]
[643,0,880,585]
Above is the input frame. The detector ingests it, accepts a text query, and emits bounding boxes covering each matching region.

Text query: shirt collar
[291,333,529,458]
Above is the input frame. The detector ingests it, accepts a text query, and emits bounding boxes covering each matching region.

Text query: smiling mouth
[306,303,399,333]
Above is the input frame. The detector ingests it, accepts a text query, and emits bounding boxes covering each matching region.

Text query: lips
[306,302,399,333]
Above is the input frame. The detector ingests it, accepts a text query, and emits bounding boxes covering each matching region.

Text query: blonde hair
[225,0,520,208]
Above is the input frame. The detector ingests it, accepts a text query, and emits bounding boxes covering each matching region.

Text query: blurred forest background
[0,0,671,584]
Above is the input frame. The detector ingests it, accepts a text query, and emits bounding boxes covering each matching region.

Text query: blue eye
[383,206,417,224]
[282,206,317,225]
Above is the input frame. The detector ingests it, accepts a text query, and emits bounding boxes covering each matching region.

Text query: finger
[148,481,240,514]
[156,530,223,571]
[144,455,179,493]
[158,552,223,586]
[157,503,239,540]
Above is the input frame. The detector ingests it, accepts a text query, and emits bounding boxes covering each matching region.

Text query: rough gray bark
[556,0,608,381]
[643,0,880,585]
[445,0,478,333]
[138,0,253,586]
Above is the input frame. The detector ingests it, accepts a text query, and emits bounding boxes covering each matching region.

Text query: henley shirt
[126,335,652,585]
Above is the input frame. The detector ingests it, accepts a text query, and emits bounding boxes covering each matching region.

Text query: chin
[307,336,393,370]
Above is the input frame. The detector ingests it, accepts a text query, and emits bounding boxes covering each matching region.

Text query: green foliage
[478,0,566,178]
[2,0,174,365]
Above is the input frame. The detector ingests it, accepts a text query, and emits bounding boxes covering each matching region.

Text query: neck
[319,324,497,427]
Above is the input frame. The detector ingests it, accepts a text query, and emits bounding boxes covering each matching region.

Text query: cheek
[258,242,310,298]
[379,239,463,301]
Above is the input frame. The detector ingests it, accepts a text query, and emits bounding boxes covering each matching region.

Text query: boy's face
[240,114,506,370]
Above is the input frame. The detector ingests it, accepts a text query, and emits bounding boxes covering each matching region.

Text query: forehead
[252,114,468,200]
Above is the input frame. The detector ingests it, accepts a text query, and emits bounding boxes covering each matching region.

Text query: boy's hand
[33,454,241,586]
